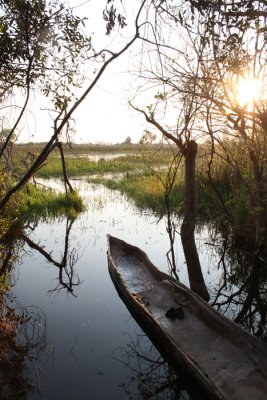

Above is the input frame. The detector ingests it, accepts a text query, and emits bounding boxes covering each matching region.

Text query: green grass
[11,143,175,178]
[90,168,235,222]
[90,172,185,216]
[36,155,146,178]
[21,184,85,220]
[8,142,267,242]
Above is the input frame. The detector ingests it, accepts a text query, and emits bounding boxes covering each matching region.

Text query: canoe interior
[107,235,267,400]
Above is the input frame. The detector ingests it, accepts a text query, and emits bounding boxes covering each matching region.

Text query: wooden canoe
[107,235,267,400]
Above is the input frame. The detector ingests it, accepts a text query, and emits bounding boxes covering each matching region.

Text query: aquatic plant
[21,184,85,220]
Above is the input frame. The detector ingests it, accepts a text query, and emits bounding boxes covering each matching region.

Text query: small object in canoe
[165,307,185,319]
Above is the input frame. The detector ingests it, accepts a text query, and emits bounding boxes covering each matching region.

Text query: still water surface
[13,179,219,399]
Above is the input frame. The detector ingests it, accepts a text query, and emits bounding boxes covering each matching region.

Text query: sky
[3,1,262,145]
[15,0,151,144]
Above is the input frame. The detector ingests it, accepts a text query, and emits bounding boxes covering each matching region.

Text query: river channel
[5,177,264,399]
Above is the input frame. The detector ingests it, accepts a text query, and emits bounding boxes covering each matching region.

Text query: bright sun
[236,78,261,106]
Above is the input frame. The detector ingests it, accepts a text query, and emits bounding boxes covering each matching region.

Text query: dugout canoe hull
[107,234,267,400]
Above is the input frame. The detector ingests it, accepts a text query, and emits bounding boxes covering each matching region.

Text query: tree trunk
[181,141,210,301]
[57,141,74,194]
[249,148,267,246]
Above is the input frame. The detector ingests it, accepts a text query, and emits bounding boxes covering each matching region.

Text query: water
[5,178,265,399]
[60,152,140,161]
[6,179,210,399]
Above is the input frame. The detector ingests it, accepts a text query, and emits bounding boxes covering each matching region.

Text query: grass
[89,167,234,222]
[89,171,185,216]
[36,155,145,178]
[21,184,85,220]
[12,143,175,178]
[8,142,267,241]
[0,179,85,238]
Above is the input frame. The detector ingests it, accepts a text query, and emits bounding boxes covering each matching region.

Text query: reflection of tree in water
[0,304,47,399]
[0,283,47,399]
[111,331,192,400]
[0,216,80,398]
[210,232,267,341]
[1,224,47,398]
[21,217,81,295]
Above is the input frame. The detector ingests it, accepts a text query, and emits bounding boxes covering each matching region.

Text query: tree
[142,0,267,248]
[0,128,17,143]
[0,0,92,157]
[179,0,267,246]
[128,1,213,300]
[129,0,267,298]
[0,128,17,173]
[0,0,147,212]
[131,106,210,301]
[124,136,132,144]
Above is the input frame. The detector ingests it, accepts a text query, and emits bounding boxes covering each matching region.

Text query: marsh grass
[21,185,85,220]
[91,172,184,215]
[36,155,147,178]
[12,143,174,178]
[6,144,174,222]
[11,142,265,237]
[91,167,232,221]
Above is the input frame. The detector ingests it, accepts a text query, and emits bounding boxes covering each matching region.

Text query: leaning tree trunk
[181,141,210,301]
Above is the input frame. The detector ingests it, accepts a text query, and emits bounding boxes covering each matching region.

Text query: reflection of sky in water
[61,152,140,161]
[14,179,220,399]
